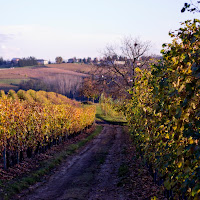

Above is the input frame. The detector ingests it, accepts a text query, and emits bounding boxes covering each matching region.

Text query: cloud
[0,33,14,42]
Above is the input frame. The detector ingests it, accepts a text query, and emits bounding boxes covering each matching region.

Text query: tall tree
[83,58,87,64]
[0,57,4,65]
[87,57,92,63]
[92,37,151,98]
[55,56,63,64]
[18,56,38,67]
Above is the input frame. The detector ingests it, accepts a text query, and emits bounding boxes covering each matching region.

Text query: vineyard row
[0,89,96,169]
[125,19,200,199]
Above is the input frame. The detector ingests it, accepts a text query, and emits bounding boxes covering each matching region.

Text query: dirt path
[16,123,165,200]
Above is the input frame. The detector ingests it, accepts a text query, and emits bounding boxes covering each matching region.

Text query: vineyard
[0,89,96,170]
[125,19,200,199]
[0,19,199,200]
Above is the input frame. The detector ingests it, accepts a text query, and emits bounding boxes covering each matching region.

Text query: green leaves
[125,19,200,199]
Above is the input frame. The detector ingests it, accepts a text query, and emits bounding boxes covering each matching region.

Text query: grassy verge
[0,125,103,200]
[95,104,127,125]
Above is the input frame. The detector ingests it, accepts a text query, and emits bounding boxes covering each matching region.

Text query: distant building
[11,58,20,64]
[114,61,125,65]
[37,59,48,65]
[68,57,79,63]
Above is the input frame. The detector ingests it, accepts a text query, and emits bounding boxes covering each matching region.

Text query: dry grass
[0,63,92,79]
[0,64,93,92]
[0,65,89,80]
[47,63,93,74]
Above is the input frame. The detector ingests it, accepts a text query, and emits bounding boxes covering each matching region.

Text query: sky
[0,0,199,61]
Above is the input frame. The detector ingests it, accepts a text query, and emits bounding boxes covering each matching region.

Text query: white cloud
[1,45,6,49]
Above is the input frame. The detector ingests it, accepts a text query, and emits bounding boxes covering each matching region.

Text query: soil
[14,122,166,200]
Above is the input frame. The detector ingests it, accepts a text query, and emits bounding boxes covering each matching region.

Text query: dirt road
[17,123,164,200]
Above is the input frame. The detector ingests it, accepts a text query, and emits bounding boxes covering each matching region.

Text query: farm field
[0,64,91,92]
[46,63,93,74]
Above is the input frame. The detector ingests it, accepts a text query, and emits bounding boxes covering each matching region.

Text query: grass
[0,63,88,93]
[0,79,29,85]
[47,63,92,74]
[95,104,127,125]
[0,125,103,200]
[17,66,39,69]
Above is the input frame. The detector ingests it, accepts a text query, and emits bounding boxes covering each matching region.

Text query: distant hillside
[0,64,93,99]
[46,63,93,74]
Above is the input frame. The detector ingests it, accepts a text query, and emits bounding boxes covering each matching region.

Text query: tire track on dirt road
[16,122,165,200]
[18,123,122,200]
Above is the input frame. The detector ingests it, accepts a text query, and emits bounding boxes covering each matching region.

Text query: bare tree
[92,37,151,98]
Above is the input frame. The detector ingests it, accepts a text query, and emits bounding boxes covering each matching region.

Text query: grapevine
[125,19,200,199]
[0,90,96,169]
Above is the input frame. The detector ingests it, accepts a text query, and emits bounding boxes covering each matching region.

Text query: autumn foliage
[125,19,200,198]
[0,90,96,169]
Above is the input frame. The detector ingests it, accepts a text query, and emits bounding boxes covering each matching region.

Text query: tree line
[18,56,38,67]
[0,56,39,67]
